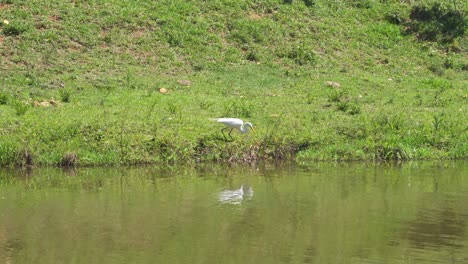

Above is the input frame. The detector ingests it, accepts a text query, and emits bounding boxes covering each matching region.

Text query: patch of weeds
[2,22,30,36]
[423,78,452,90]
[385,97,395,105]
[222,99,256,118]
[0,142,17,166]
[224,47,242,63]
[193,136,222,161]
[346,102,361,115]
[423,78,452,107]
[306,93,316,104]
[349,0,372,9]
[429,112,454,149]
[336,101,361,115]
[198,99,214,110]
[59,88,73,103]
[285,44,317,66]
[229,19,268,46]
[125,71,139,90]
[386,11,405,25]
[431,113,446,135]
[444,56,454,69]
[154,138,179,163]
[414,93,423,106]
[335,123,368,140]
[59,152,79,167]
[166,102,181,115]
[10,100,30,116]
[246,49,260,62]
[145,97,161,118]
[431,88,450,107]
[336,101,349,112]
[428,63,445,76]
[372,114,405,132]
[327,90,346,103]
[15,148,34,167]
[374,144,409,161]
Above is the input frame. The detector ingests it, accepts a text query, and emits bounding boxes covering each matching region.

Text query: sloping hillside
[0,0,466,165]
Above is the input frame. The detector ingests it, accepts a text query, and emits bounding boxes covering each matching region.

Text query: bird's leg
[221,127,228,141]
[228,128,234,140]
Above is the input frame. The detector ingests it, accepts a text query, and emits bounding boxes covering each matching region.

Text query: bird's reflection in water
[218,185,253,205]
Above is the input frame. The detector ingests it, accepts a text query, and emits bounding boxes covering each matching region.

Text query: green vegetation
[0,0,467,166]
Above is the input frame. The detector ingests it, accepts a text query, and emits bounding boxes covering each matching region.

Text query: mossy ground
[0,0,467,166]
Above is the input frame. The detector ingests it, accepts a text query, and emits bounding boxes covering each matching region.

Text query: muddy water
[0,161,467,263]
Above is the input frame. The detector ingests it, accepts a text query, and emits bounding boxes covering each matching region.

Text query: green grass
[0,0,467,166]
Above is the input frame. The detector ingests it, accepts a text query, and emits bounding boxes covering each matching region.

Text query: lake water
[0,161,467,264]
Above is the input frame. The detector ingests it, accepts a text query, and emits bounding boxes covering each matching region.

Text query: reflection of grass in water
[1,162,467,264]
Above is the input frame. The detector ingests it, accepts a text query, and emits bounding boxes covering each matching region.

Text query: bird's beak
[252,128,255,133]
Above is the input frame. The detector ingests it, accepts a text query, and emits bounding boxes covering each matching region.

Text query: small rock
[177,80,191,86]
[326,81,341,88]
[159,87,168,94]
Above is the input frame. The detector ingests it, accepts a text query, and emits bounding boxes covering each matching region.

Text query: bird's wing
[215,118,244,127]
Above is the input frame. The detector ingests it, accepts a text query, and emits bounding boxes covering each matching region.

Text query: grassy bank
[1,0,467,166]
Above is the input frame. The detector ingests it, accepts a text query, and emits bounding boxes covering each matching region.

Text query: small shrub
[407,3,467,44]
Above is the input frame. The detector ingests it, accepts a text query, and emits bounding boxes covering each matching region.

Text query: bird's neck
[240,126,247,133]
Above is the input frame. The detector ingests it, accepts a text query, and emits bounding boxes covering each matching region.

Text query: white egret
[211,118,255,140]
